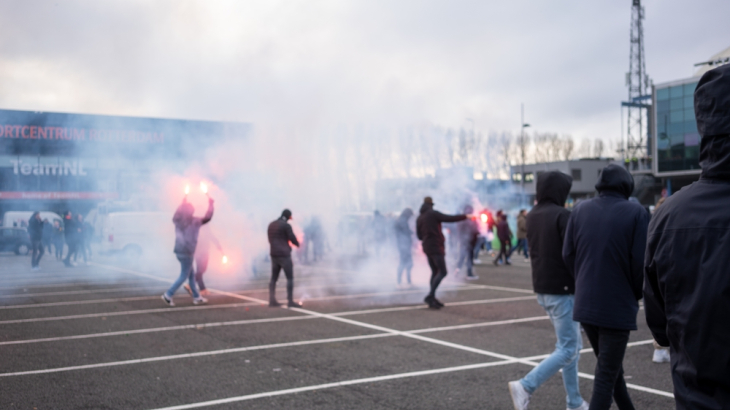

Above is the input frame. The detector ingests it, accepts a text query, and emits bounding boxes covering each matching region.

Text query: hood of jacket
[595,164,634,199]
[535,171,572,206]
[695,64,730,180]
[419,202,433,214]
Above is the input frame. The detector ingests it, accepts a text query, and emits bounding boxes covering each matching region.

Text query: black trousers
[494,239,511,263]
[270,256,294,302]
[54,240,64,259]
[581,323,635,410]
[64,240,77,264]
[426,254,448,298]
[31,240,44,267]
[194,252,210,291]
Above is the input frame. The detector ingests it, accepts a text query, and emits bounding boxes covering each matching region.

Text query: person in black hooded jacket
[562,163,650,410]
[509,171,588,410]
[644,64,730,410]
[416,196,467,308]
[267,209,301,308]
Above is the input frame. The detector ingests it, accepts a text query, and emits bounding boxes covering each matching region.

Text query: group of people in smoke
[24,211,93,270]
[506,64,730,410]
[159,65,730,410]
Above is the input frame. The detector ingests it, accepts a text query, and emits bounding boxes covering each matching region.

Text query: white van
[95,212,173,259]
[2,211,63,228]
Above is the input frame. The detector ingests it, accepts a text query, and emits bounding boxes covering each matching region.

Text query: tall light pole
[520,103,531,189]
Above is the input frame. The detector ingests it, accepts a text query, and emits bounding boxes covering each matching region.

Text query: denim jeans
[520,294,584,409]
[166,254,200,299]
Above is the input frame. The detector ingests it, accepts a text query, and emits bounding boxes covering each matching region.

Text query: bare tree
[593,139,605,158]
[560,135,575,161]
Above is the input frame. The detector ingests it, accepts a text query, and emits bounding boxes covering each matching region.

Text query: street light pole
[520,104,531,205]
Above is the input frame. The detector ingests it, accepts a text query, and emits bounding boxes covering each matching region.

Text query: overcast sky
[0,0,728,146]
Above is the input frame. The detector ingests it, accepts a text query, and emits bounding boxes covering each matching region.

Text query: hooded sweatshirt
[563,164,650,330]
[644,64,730,410]
[416,202,466,255]
[393,210,414,252]
[527,171,573,295]
[173,200,214,256]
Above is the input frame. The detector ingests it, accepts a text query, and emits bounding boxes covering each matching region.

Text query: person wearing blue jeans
[517,294,584,408]
[509,171,587,410]
[162,194,214,307]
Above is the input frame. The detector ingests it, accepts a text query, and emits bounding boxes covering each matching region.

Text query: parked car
[0,227,31,255]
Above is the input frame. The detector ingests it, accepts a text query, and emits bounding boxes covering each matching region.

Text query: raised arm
[435,212,467,223]
[201,198,214,225]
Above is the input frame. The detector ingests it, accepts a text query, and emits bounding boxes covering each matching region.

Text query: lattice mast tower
[626,0,651,165]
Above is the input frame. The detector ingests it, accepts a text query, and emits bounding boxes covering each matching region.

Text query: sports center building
[0,108,250,221]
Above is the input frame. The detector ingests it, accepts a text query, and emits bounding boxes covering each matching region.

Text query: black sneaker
[433,297,445,308]
[269,300,282,308]
[424,295,440,309]
[287,301,303,308]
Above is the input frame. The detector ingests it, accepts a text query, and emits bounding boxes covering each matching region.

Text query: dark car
[0,227,31,255]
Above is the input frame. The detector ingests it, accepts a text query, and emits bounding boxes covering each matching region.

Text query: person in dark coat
[493,213,513,265]
[455,205,479,280]
[514,210,528,259]
[184,225,222,297]
[393,208,414,285]
[42,219,53,254]
[162,196,214,307]
[416,196,467,309]
[62,212,79,267]
[644,64,730,410]
[509,171,588,410]
[28,212,45,270]
[52,220,64,260]
[563,164,649,410]
[267,209,301,308]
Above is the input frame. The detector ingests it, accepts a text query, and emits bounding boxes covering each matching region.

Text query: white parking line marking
[0,279,155,291]
[333,296,536,316]
[0,302,260,325]
[0,295,163,310]
[0,286,162,299]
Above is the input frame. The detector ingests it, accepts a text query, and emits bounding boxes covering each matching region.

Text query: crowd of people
[23,210,94,271]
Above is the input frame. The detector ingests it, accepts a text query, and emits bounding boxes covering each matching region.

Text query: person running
[416,196,468,309]
[52,220,64,260]
[267,209,301,308]
[508,171,587,410]
[184,224,222,297]
[161,195,214,307]
[393,208,414,286]
[455,205,479,280]
[644,64,730,410]
[563,164,649,410]
[493,213,513,265]
[63,211,80,267]
[28,212,45,271]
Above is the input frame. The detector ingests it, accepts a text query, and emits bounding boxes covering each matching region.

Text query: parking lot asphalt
[0,252,675,409]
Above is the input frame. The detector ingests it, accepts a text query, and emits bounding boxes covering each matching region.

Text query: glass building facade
[654,79,701,174]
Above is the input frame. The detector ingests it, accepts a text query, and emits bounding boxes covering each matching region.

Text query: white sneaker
[161,294,175,307]
[568,400,589,410]
[193,297,208,305]
[652,348,670,363]
[508,381,530,410]
[473,259,482,264]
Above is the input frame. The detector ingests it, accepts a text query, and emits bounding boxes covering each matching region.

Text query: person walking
[456,205,479,280]
[28,212,45,271]
[161,195,213,307]
[267,209,301,308]
[493,214,513,265]
[563,164,649,410]
[42,219,53,254]
[62,212,79,267]
[644,64,730,410]
[508,171,587,410]
[416,196,468,309]
[52,220,64,260]
[514,210,529,260]
[393,208,414,286]
[184,224,222,297]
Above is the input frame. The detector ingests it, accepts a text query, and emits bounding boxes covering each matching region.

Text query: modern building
[510,158,615,206]
[0,108,250,219]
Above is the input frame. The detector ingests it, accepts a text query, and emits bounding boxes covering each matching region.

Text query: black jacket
[173,201,214,256]
[63,217,77,242]
[527,171,573,295]
[416,203,466,255]
[28,217,44,241]
[563,164,649,330]
[644,64,730,410]
[496,219,512,242]
[268,217,300,257]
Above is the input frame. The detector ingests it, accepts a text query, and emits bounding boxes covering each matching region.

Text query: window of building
[571,169,582,181]
[512,173,522,183]
[524,172,534,183]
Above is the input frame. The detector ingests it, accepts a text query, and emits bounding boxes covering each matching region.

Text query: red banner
[0,192,119,200]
